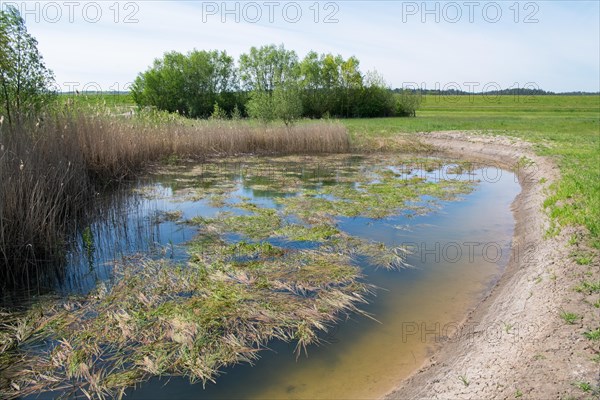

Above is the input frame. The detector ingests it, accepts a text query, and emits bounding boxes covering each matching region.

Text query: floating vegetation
[152,210,184,224]
[0,154,479,399]
[274,224,340,242]
[0,252,370,399]
[271,171,474,222]
[190,207,282,240]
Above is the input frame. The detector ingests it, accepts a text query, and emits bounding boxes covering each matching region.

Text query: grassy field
[57,92,134,108]
[343,95,600,249]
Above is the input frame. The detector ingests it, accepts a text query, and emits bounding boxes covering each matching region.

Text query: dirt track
[384,131,600,399]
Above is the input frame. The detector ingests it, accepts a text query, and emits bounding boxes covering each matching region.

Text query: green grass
[575,280,600,294]
[573,381,600,397]
[342,95,600,248]
[574,381,593,392]
[583,327,600,341]
[559,310,581,325]
[58,92,134,109]
[572,251,594,265]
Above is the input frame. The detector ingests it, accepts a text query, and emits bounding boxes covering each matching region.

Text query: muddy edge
[384,131,599,399]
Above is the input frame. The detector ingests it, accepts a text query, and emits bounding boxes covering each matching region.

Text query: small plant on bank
[574,381,592,392]
[583,327,600,341]
[571,250,594,265]
[573,381,600,397]
[231,104,243,120]
[575,280,600,294]
[559,310,581,325]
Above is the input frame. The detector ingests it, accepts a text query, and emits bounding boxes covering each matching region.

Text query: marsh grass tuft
[0,245,371,399]
[574,280,600,294]
[583,327,600,341]
[559,310,580,325]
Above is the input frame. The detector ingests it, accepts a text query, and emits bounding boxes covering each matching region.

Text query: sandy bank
[384,131,599,399]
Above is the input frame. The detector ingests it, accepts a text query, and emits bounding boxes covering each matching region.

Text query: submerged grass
[0,250,370,399]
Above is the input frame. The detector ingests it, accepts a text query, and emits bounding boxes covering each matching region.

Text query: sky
[3,0,599,93]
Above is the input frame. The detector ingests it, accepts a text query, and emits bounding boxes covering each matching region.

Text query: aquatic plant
[0,248,371,399]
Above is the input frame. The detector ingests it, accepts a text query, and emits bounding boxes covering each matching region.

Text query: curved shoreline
[384,131,598,399]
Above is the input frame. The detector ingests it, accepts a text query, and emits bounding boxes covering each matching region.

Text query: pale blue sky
[5,1,599,92]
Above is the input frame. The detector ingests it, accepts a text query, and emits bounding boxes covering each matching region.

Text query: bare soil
[384,131,600,399]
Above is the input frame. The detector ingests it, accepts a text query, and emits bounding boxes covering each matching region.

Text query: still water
[50,154,520,399]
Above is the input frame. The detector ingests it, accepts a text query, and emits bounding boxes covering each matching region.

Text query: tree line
[0,7,420,126]
[131,44,421,123]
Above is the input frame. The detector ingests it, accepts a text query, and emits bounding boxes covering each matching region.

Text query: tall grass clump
[0,118,91,292]
[0,109,350,292]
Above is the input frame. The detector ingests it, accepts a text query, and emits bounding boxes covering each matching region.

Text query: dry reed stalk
[0,113,350,291]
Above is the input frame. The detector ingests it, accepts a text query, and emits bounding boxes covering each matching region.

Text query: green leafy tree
[133,44,406,120]
[357,71,395,117]
[240,44,302,123]
[273,83,303,125]
[320,53,343,115]
[131,51,187,114]
[246,90,275,122]
[132,50,238,118]
[339,56,363,117]
[298,51,325,118]
[299,52,368,118]
[0,6,55,126]
[395,89,422,117]
[239,44,299,92]
[184,50,238,117]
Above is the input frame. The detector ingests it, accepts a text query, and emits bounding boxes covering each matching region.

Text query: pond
[16,154,520,399]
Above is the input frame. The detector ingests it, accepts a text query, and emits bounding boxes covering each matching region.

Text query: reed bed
[0,112,350,290]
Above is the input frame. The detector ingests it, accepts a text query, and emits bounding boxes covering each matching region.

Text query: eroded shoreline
[384,131,599,399]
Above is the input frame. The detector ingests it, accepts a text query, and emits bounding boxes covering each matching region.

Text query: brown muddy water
[22,154,520,399]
